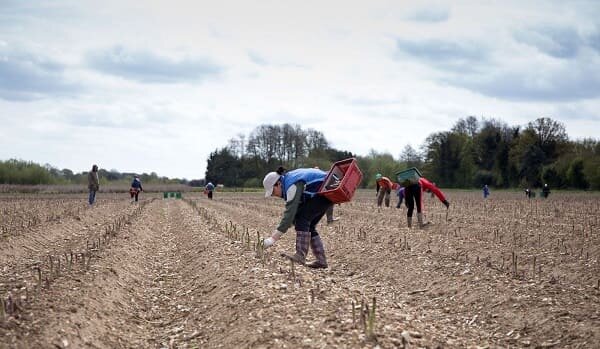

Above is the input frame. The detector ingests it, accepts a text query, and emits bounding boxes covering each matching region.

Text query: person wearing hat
[262,166,332,269]
[542,183,550,198]
[375,173,394,208]
[130,175,143,202]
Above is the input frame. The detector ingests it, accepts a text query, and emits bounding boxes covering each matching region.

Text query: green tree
[567,158,589,189]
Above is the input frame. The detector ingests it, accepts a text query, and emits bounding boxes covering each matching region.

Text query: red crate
[319,158,363,204]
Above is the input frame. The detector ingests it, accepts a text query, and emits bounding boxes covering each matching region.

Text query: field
[0,190,599,348]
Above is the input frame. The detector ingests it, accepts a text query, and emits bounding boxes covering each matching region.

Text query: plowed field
[1,191,599,348]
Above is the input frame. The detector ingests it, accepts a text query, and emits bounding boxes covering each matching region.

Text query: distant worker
[396,185,405,208]
[87,164,99,206]
[525,188,532,199]
[375,173,393,208]
[130,175,143,202]
[205,182,215,199]
[313,165,340,224]
[326,205,339,224]
[405,177,449,228]
[262,166,332,269]
[542,183,550,198]
[483,184,490,199]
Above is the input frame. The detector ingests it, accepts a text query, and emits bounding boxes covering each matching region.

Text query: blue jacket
[131,178,142,190]
[281,168,327,201]
[205,182,215,191]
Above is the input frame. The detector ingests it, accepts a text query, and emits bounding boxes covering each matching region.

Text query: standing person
[130,175,143,202]
[87,164,99,206]
[525,188,532,199]
[312,165,339,224]
[326,205,339,224]
[205,182,215,199]
[375,173,393,208]
[542,183,550,198]
[404,177,449,228]
[396,185,405,208]
[262,167,332,269]
[483,184,490,199]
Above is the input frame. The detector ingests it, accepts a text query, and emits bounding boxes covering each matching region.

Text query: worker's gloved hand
[263,230,282,248]
[443,200,450,209]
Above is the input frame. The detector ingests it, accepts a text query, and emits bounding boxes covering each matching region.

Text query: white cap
[263,172,281,197]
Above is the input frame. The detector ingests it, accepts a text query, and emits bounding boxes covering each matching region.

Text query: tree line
[205,124,353,187]
[0,159,184,186]
[206,119,600,190]
[2,117,598,190]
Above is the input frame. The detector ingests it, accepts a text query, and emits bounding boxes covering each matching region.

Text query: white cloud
[0,0,599,179]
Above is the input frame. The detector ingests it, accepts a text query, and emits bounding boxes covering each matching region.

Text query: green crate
[163,192,168,199]
[396,167,422,186]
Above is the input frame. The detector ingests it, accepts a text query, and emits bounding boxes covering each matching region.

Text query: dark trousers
[326,205,334,222]
[294,195,332,237]
[130,189,140,201]
[208,191,213,199]
[405,183,422,217]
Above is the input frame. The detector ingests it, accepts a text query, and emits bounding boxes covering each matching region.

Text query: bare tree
[452,116,479,138]
[399,144,422,168]
[527,117,568,161]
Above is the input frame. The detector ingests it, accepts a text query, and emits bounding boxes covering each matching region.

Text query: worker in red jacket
[404,177,449,228]
[375,173,394,207]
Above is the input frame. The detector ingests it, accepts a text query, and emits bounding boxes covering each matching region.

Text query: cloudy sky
[1,0,599,179]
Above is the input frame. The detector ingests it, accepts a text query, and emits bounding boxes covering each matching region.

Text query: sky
[1,0,599,180]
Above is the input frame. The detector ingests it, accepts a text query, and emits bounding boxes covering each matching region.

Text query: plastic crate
[396,167,422,186]
[318,158,363,204]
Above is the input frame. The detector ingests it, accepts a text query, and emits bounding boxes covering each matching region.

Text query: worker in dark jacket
[542,184,551,198]
[483,184,490,199]
[205,182,215,199]
[130,175,143,202]
[87,164,99,206]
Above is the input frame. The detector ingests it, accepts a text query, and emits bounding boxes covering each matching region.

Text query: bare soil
[1,190,599,348]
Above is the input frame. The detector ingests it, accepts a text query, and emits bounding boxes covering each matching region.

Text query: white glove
[263,230,282,248]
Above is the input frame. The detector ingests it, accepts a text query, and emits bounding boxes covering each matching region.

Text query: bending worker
[405,177,449,228]
[262,167,332,269]
[375,173,394,208]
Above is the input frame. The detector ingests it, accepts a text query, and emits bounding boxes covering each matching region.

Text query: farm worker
[396,185,405,208]
[130,175,143,202]
[205,182,215,199]
[542,184,550,198]
[405,177,449,228]
[326,205,339,224]
[525,188,532,199]
[87,164,99,206]
[262,167,332,269]
[483,184,490,199]
[375,173,393,207]
[313,165,340,224]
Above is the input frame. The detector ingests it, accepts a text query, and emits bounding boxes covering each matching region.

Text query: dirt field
[0,190,599,348]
